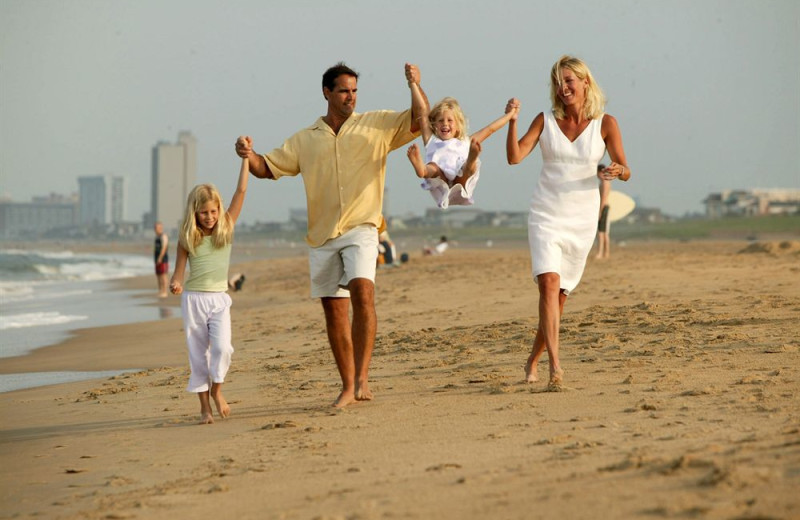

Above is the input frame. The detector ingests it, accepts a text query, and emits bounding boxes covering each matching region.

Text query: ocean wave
[0,249,152,283]
[0,312,88,330]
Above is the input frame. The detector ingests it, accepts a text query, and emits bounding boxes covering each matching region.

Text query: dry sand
[1,240,799,519]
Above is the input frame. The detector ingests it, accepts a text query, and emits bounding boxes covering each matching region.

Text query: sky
[1,0,798,224]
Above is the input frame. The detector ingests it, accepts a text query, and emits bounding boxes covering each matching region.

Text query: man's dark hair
[322,62,359,91]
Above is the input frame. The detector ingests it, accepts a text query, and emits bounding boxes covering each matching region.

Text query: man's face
[324,74,357,118]
[154,223,163,234]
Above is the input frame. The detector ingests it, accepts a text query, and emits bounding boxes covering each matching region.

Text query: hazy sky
[2,0,798,224]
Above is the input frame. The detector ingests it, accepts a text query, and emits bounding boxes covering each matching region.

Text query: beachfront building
[703,189,800,218]
[78,175,128,226]
[151,131,196,231]
[0,194,79,238]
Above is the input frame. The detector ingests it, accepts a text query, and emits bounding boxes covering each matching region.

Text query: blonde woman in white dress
[506,55,631,390]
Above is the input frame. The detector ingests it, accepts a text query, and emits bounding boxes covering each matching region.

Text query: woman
[505,55,631,390]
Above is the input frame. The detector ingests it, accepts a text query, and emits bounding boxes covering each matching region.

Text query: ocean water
[0,248,174,392]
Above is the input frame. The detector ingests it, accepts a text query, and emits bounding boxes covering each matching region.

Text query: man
[235,62,428,407]
[153,221,169,298]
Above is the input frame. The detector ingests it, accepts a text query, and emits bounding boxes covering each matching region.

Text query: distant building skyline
[78,175,127,226]
[150,131,196,231]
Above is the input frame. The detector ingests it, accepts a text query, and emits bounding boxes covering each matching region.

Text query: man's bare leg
[322,297,357,408]
[348,278,376,401]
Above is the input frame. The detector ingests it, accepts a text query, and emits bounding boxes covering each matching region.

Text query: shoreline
[1,239,799,519]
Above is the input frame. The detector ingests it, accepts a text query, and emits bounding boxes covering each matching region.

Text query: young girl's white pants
[180,291,233,393]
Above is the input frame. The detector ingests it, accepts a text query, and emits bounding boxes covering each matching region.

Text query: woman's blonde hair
[428,97,468,140]
[178,184,234,255]
[549,55,606,120]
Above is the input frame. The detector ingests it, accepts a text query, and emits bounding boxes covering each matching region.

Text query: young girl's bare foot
[333,390,357,408]
[210,384,230,418]
[213,394,230,418]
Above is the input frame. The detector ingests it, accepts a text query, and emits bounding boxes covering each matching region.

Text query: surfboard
[606,191,636,222]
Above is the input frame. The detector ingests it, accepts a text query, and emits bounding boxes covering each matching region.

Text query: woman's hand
[600,162,626,180]
[505,98,521,121]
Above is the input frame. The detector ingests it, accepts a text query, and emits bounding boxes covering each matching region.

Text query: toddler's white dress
[528,111,605,294]
[421,136,481,209]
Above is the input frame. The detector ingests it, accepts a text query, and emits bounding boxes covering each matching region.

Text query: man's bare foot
[212,394,231,419]
[333,390,357,408]
[355,381,373,401]
[547,368,565,391]
[407,144,427,178]
[199,412,214,424]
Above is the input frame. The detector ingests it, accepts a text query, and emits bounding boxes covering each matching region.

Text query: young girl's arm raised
[169,243,188,295]
[226,157,250,224]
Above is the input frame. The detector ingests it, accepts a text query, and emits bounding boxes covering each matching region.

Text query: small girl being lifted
[406,69,515,209]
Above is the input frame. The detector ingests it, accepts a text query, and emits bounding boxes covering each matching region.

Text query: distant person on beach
[153,221,169,298]
[423,235,449,256]
[506,55,631,390]
[228,273,245,291]
[169,157,250,424]
[595,163,612,259]
[406,86,514,209]
[235,62,427,408]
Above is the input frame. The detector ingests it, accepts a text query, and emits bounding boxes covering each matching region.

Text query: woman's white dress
[421,136,481,209]
[528,111,606,294]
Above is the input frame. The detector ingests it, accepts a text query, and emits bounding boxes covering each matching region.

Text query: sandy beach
[1,239,799,519]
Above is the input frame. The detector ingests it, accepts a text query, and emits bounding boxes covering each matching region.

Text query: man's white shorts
[309,224,378,298]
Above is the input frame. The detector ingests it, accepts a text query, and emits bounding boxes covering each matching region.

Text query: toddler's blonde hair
[178,184,234,255]
[428,97,468,141]
[549,55,606,120]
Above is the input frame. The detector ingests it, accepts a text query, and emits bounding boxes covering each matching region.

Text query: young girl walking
[406,72,514,209]
[169,157,249,424]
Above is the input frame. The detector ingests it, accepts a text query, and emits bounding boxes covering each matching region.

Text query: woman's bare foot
[547,368,565,391]
[333,390,357,408]
[524,354,539,383]
[199,412,215,425]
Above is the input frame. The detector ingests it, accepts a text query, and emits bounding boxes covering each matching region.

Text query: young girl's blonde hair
[178,184,234,255]
[428,97,469,141]
[549,55,606,120]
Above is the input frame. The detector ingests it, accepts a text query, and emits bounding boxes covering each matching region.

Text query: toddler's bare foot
[407,144,428,178]
[355,381,373,401]
[199,412,214,424]
[333,390,357,408]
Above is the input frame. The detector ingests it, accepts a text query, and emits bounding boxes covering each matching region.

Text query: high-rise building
[78,175,127,226]
[151,131,196,231]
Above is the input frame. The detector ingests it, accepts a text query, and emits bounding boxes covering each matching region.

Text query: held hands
[505,98,521,121]
[235,135,253,159]
[405,63,420,86]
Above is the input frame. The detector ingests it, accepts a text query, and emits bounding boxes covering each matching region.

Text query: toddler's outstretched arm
[471,103,519,145]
